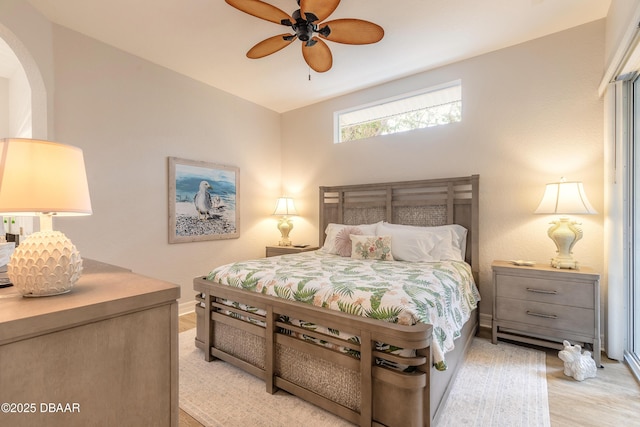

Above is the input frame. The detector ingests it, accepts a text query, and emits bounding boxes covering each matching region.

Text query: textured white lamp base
[7,230,83,297]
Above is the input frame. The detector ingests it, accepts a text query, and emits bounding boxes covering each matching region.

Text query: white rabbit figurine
[558,340,597,381]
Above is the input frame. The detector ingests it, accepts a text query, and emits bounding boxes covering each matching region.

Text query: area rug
[437,338,550,427]
[179,329,550,426]
[179,328,352,427]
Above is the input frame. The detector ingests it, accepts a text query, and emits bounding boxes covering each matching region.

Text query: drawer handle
[526,288,558,295]
[526,311,558,319]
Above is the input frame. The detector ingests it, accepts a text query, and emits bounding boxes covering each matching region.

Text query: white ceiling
[20,0,610,113]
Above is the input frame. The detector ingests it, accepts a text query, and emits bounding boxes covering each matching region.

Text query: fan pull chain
[308,67,311,81]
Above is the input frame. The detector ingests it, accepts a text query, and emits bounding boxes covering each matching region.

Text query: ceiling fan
[225,0,384,73]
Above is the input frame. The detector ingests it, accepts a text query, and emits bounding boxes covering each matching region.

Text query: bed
[194,175,480,426]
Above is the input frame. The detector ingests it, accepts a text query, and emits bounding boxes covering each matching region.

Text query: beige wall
[0,0,53,139]
[281,21,606,320]
[0,77,8,137]
[51,25,283,308]
[8,65,31,138]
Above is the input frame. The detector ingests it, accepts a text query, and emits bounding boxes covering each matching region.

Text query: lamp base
[7,230,83,297]
[550,256,579,270]
[277,217,293,247]
[547,217,582,270]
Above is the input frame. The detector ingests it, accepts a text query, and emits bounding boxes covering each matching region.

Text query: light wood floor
[178,313,201,427]
[178,313,640,426]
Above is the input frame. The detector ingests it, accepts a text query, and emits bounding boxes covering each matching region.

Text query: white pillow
[322,222,379,255]
[375,223,443,262]
[427,224,468,259]
[377,222,467,261]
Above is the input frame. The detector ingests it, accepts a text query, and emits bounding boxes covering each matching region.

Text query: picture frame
[168,157,240,243]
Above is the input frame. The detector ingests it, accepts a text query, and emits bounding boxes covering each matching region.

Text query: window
[334,80,462,143]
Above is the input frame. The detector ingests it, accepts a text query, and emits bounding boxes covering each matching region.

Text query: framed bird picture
[168,157,240,243]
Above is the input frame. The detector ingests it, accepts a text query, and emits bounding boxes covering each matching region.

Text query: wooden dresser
[491,260,601,366]
[0,259,180,427]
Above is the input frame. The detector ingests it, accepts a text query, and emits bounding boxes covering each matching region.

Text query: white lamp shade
[534,180,596,215]
[0,138,92,216]
[273,197,297,216]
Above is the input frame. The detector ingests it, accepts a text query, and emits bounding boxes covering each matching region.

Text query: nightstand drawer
[496,297,595,336]
[495,274,594,309]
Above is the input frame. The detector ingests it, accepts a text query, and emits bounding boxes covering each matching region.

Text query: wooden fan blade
[300,0,340,23]
[247,34,295,58]
[320,19,384,45]
[225,0,292,25]
[302,37,332,73]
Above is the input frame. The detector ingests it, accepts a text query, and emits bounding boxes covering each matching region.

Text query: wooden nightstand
[266,245,319,257]
[491,260,601,367]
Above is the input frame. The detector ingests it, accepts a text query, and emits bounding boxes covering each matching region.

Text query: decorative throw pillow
[322,222,379,255]
[334,226,363,257]
[351,235,394,261]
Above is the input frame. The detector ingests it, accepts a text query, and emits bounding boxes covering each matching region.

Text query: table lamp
[273,197,297,246]
[0,138,92,296]
[534,178,596,269]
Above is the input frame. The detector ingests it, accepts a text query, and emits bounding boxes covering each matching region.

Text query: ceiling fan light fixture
[226,0,383,72]
[293,21,314,42]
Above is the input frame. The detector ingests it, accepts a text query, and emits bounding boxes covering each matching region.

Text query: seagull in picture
[194,181,213,220]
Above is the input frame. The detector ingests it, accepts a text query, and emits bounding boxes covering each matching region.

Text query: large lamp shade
[534,181,596,215]
[0,138,92,215]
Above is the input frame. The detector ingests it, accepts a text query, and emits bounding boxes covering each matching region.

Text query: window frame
[333,79,462,144]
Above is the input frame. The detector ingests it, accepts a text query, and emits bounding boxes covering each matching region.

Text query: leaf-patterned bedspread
[206,251,480,370]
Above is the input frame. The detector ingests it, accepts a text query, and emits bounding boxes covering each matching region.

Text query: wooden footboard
[194,277,435,427]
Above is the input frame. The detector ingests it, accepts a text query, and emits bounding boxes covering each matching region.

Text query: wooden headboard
[319,175,479,279]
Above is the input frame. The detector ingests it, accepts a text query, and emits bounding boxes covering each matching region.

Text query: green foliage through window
[335,80,462,143]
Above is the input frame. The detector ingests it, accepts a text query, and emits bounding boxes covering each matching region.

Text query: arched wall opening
[0,23,47,138]
[0,24,49,237]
